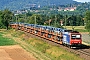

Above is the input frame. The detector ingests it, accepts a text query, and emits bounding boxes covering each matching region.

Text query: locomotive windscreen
[71,34,81,39]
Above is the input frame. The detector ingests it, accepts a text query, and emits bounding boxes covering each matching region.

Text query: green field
[63,26,88,32]
[63,26,85,29]
[0,31,16,46]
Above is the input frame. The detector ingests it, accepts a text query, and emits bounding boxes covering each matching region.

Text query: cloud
[74,0,90,2]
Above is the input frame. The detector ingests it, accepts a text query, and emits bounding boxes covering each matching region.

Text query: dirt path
[0,45,36,60]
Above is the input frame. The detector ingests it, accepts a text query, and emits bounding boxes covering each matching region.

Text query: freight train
[10,22,82,48]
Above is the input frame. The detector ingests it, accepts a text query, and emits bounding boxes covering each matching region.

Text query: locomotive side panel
[63,34,70,45]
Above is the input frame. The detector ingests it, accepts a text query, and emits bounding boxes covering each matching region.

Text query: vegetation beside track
[0,30,16,46]
[1,29,83,60]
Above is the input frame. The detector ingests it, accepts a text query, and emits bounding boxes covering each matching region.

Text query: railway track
[59,44,90,60]
[73,49,90,60]
[77,49,90,56]
[58,44,90,60]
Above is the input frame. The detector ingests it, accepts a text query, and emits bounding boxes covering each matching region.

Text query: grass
[0,31,16,46]
[83,40,90,45]
[75,29,88,32]
[63,26,85,29]
[26,37,83,60]
[63,26,88,32]
[1,29,84,60]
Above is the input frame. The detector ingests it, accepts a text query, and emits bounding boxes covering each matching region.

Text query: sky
[74,0,90,2]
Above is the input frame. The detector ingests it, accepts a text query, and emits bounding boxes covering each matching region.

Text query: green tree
[0,11,4,28]
[28,14,43,25]
[76,15,84,26]
[1,9,13,30]
[85,10,90,33]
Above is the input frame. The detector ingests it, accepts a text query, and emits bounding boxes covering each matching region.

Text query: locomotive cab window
[71,35,76,39]
[71,34,81,39]
[76,35,80,38]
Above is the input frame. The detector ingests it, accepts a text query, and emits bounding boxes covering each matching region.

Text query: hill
[0,0,78,10]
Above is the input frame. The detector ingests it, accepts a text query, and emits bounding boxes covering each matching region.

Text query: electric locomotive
[62,29,82,47]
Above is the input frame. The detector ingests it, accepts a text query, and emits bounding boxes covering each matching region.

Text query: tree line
[12,12,84,27]
[0,9,90,32]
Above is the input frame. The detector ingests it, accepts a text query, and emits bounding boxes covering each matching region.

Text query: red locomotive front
[70,33,82,47]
